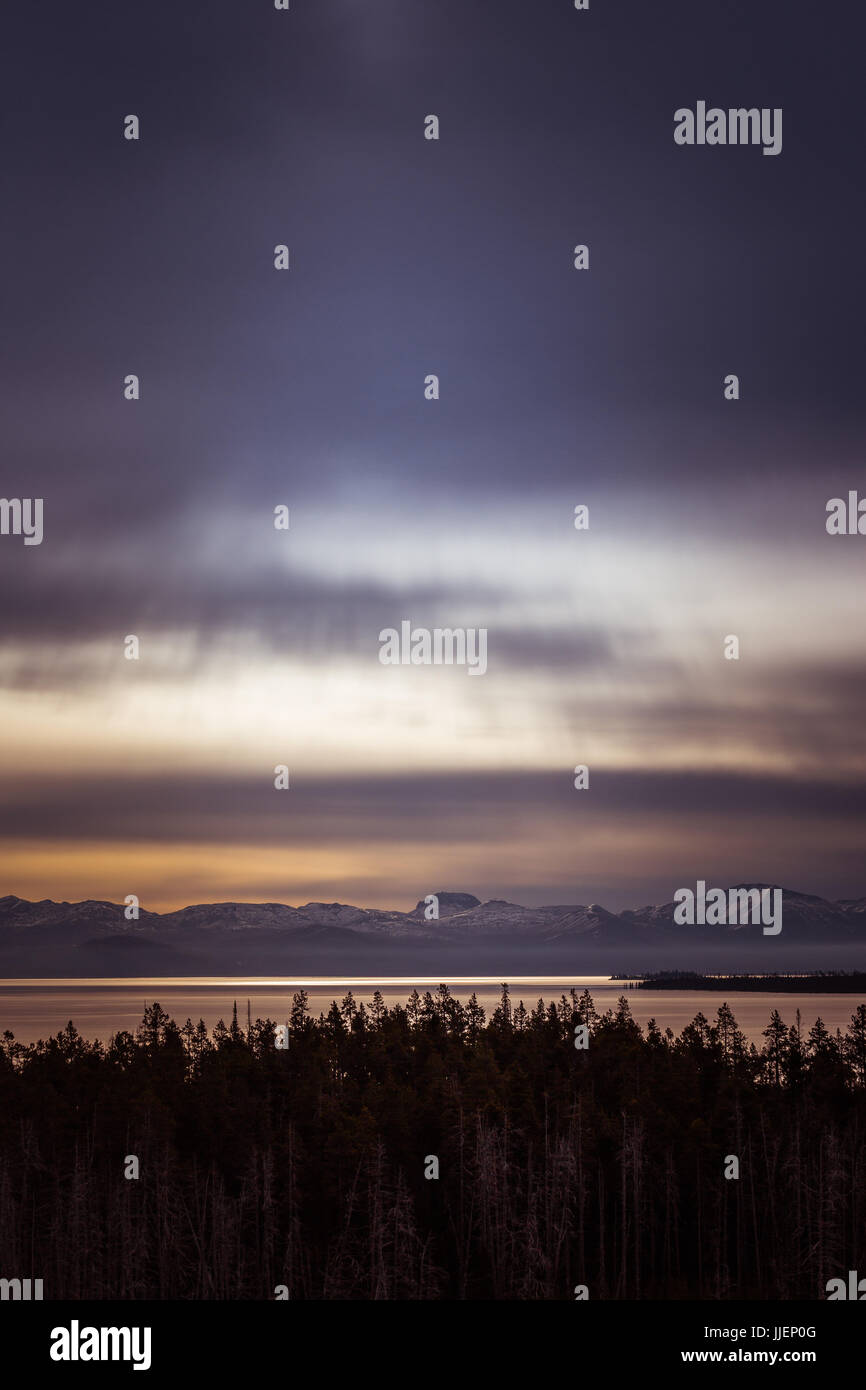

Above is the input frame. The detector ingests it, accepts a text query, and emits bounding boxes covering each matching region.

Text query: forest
[637,971,866,993]
[1,986,865,1300]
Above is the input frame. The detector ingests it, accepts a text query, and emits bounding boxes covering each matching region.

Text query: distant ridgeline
[637,971,866,993]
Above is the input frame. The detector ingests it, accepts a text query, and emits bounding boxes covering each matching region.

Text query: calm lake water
[1,977,865,1045]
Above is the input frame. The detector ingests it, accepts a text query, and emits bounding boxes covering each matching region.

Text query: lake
[1,976,865,1045]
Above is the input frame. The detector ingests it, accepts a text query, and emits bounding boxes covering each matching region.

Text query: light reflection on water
[1,977,864,1046]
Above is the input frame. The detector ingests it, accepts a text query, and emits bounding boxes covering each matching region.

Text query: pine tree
[289,989,309,1034]
[762,1009,788,1086]
[845,1004,866,1086]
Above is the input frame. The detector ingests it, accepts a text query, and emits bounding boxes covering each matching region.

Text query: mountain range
[2,885,866,977]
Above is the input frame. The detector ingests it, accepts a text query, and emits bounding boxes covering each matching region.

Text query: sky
[2,0,865,912]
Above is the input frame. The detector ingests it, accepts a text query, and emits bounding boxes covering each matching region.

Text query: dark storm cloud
[0,533,618,684]
[4,767,866,847]
[559,662,866,763]
[3,0,865,908]
[0,554,490,648]
[4,0,864,532]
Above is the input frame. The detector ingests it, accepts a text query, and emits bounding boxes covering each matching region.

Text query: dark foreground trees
[1,988,865,1300]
